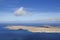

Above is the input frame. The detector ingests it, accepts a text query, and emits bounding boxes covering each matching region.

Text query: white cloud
[14,7,27,16]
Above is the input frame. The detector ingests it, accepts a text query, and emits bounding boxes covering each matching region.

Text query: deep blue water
[0,23,60,40]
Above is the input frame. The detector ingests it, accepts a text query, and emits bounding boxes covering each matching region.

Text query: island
[5,25,60,33]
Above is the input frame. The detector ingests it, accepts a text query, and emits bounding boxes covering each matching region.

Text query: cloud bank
[13,7,60,22]
[14,7,27,16]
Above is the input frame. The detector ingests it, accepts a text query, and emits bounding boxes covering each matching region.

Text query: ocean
[0,23,60,40]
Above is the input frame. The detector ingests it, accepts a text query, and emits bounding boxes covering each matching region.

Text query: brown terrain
[5,25,60,33]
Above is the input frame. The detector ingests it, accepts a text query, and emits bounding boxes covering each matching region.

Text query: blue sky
[0,0,60,23]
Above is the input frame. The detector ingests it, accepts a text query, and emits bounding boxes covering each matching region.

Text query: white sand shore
[5,26,60,33]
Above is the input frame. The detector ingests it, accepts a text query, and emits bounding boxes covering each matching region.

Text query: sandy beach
[5,25,60,33]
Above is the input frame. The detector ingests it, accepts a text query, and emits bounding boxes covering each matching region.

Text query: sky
[0,0,60,23]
